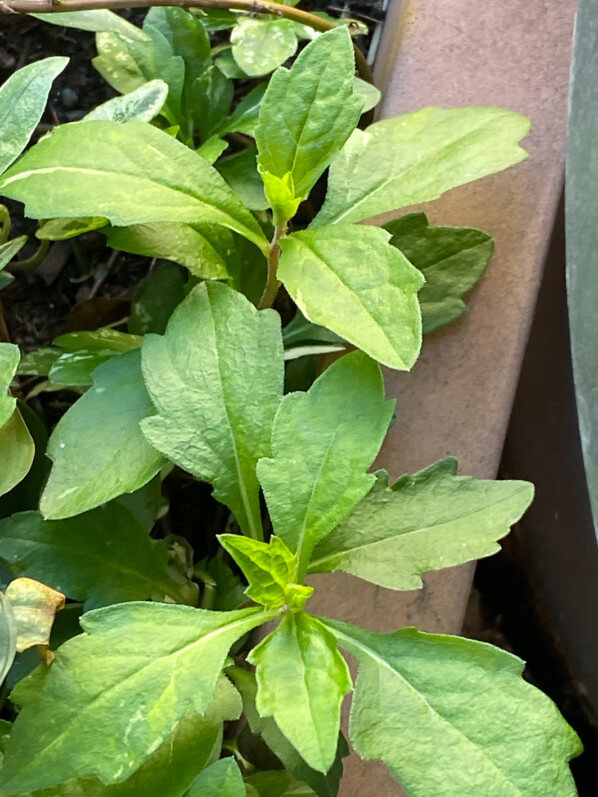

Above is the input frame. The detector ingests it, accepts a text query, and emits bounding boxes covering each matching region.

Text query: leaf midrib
[326,111,522,225]
[9,609,272,785]
[309,484,530,571]
[330,626,524,795]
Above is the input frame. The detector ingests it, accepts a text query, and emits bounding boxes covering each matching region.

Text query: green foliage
[0,503,196,609]
[232,19,298,77]
[2,604,271,793]
[0,121,269,255]
[31,9,147,39]
[141,282,283,538]
[187,757,245,796]
[218,534,308,609]
[309,458,534,589]
[249,614,351,773]
[314,106,530,226]
[255,27,363,223]
[323,619,581,796]
[82,79,168,123]
[0,57,68,176]
[385,212,495,333]
[278,225,424,369]
[258,351,393,577]
[40,350,166,519]
[0,23,579,797]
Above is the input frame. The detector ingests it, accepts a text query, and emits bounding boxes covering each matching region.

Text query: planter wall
[308,1,577,793]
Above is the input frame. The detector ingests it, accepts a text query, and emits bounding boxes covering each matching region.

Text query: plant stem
[9,238,49,271]
[258,223,285,310]
[2,0,374,83]
[0,205,11,245]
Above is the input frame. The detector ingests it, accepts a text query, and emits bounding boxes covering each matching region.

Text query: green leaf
[257,351,393,576]
[54,328,141,353]
[352,77,380,114]
[218,83,267,136]
[144,6,210,80]
[187,757,245,796]
[16,348,60,378]
[256,27,362,221]
[0,410,35,499]
[309,459,534,589]
[0,503,195,609]
[314,107,530,226]
[105,222,230,279]
[215,49,248,79]
[141,282,283,538]
[40,349,166,520]
[278,225,424,370]
[384,212,495,333]
[245,771,317,797]
[0,237,27,274]
[232,19,298,78]
[2,604,273,793]
[218,534,310,609]
[36,217,108,241]
[323,619,581,796]
[93,31,152,95]
[0,121,269,256]
[47,351,112,387]
[0,591,17,685]
[31,10,147,40]
[0,342,19,429]
[282,313,344,349]
[83,80,168,123]
[229,667,347,797]
[248,614,351,773]
[191,64,234,142]
[128,263,187,336]
[0,57,68,177]
[197,136,228,164]
[218,147,269,211]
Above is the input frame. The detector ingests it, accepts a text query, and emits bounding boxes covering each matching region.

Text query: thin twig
[258,222,285,310]
[1,0,373,82]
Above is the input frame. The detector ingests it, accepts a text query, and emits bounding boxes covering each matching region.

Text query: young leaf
[83,80,168,123]
[4,577,65,653]
[255,27,363,221]
[0,342,19,429]
[0,121,269,256]
[314,107,530,226]
[248,614,351,773]
[0,503,196,609]
[141,282,283,538]
[197,136,228,164]
[31,10,147,40]
[36,217,108,241]
[218,534,309,609]
[278,225,424,370]
[0,591,17,685]
[144,6,210,78]
[257,351,394,576]
[54,328,141,353]
[105,222,230,280]
[232,19,298,77]
[2,604,273,793]
[229,667,348,797]
[0,237,27,273]
[187,757,245,796]
[384,212,495,333]
[40,349,166,520]
[323,619,581,796]
[0,411,35,499]
[309,459,534,590]
[0,57,68,176]
[93,31,152,95]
